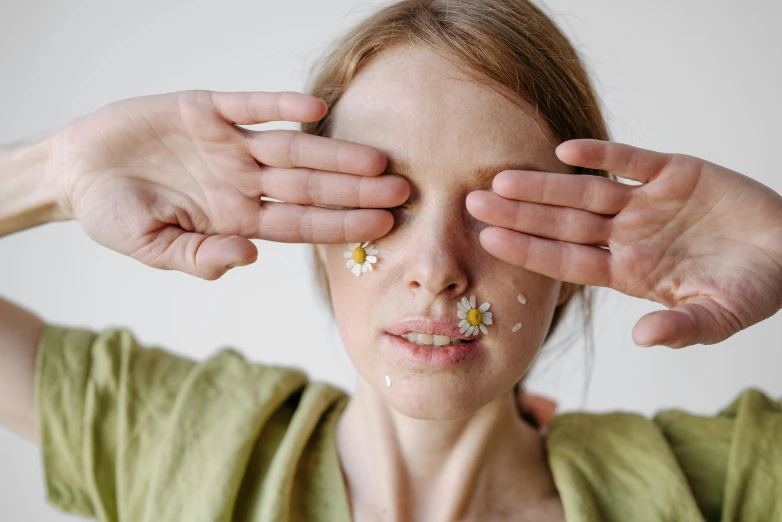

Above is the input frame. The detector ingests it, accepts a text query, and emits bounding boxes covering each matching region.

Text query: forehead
[329,45,564,176]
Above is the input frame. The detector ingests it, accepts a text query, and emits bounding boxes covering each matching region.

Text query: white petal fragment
[518,294,527,305]
[512,323,522,332]
[457,310,467,319]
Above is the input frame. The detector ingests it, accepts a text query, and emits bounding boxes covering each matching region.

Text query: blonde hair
[302,0,615,391]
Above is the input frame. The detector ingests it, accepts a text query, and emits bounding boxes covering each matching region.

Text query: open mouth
[398,332,475,347]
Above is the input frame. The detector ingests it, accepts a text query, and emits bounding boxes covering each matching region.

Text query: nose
[402,204,470,298]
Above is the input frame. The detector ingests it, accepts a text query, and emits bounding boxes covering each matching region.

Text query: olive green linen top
[35,324,782,521]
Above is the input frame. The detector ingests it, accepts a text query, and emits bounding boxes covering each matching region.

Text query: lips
[385,317,474,341]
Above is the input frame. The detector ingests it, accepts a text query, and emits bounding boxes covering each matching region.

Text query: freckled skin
[315,45,574,420]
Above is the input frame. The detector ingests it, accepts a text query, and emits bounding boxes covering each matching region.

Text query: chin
[383,377,495,421]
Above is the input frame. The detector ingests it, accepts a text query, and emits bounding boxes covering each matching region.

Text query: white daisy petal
[460,322,471,334]
[471,326,479,337]
[366,256,377,263]
[483,316,493,325]
[346,260,356,268]
[344,251,352,258]
[365,262,373,272]
[457,310,467,319]
[479,323,488,335]
[361,241,369,248]
[352,264,362,276]
[469,295,476,308]
[349,243,359,249]
[457,301,468,313]
[367,248,379,255]
[461,297,471,309]
[362,263,369,273]
[479,302,490,312]
[459,319,468,328]
[483,312,492,321]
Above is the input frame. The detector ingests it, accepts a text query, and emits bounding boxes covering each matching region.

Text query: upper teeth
[401,332,465,346]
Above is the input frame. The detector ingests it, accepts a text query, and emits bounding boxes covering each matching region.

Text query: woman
[1,0,781,520]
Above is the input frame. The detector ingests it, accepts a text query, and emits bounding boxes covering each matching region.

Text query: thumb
[631,298,738,348]
[143,226,258,280]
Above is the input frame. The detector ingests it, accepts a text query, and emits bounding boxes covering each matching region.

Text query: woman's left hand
[466,140,782,349]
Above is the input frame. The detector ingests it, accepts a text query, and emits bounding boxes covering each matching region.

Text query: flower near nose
[457,295,493,336]
[344,242,379,277]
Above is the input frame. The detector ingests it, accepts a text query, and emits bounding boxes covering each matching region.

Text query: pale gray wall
[1,0,781,520]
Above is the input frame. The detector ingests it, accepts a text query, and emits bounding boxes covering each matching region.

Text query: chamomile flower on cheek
[344,242,379,277]
[457,295,493,336]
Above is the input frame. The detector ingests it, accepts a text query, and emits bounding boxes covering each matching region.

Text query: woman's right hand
[51,90,409,280]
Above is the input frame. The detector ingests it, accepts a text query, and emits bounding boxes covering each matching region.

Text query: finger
[478,227,612,288]
[139,227,258,280]
[246,129,388,176]
[256,201,394,243]
[555,139,674,184]
[255,167,410,208]
[490,170,632,216]
[466,191,611,247]
[632,298,739,348]
[210,91,327,125]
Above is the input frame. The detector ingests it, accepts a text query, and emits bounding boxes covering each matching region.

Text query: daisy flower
[344,242,379,277]
[457,295,493,336]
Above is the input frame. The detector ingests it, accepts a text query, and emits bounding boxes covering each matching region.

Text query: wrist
[0,134,72,238]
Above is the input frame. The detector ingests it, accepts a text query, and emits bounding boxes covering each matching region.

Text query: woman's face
[316,45,574,420]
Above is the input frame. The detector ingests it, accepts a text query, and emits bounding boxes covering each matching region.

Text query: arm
[0,90,402,447]
[0,137,66,443]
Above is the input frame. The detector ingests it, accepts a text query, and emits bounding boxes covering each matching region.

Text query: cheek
[324,245,378,351]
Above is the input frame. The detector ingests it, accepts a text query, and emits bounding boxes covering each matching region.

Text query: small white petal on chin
[479,302,490,312]
[479,323,488,335]
[457,310,467,319]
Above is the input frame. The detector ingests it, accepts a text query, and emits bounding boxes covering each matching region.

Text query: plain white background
[1,0,781,520]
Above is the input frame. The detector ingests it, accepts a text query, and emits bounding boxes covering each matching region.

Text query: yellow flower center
[467,308,482,326]
[352,247,367,264]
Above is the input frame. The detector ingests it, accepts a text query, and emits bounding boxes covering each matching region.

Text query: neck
[335,376,558,522]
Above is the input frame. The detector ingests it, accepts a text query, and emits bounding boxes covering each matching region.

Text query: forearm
[0,296,44,443]
[0,135,71,238]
